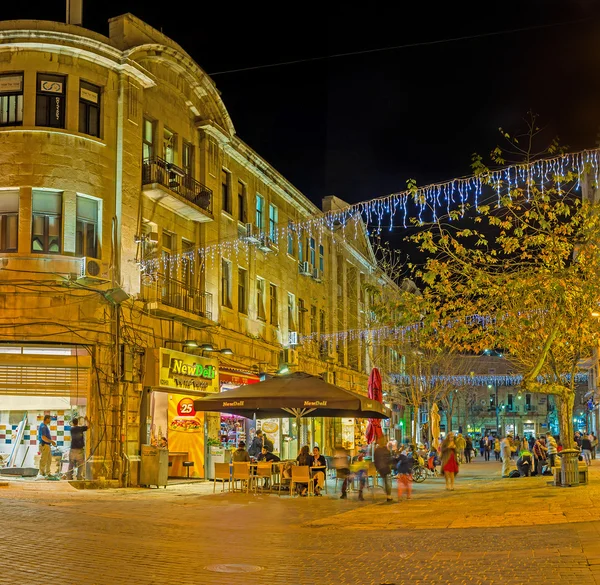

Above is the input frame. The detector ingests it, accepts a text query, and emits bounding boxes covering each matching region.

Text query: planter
[560,449,580,487]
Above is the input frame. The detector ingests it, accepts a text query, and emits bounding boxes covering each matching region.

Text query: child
[350,453,369,501]
[396,451,413,500]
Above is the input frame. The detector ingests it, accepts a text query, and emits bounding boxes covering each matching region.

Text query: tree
[406,121,600,449]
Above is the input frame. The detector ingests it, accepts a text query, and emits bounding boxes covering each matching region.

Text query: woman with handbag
[441,432,460,491]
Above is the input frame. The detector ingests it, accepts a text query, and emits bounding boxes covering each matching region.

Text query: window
[287,293,296,331]
[237,181,246,223]
[269,283,278,326]
[268,203,278,242]
[309,238,316,267]
[221,169,231,214]
[221,259,232,308]
[507,393,514,411]
[0,190,18,252]
[78,81,100,137]
[143,118,154,160]
[310,305,317,334]
[182,142,194,177]
[76,196,99,258]
[207,137,218,176]
[31,190,61,253]
[256,194,264,230]
[319,309,326,334]
[182,239,195,290]
[526,393,532,411]
[256,277,266,320]
[162,231,173,278]
[319,244,324,272]
[287,222,294,256]
[164,128,175,163]
[298,298,306,333]
[0,73,23,126]
[298,234,303,263]
[36,74,66,128]
[238,268,247,314]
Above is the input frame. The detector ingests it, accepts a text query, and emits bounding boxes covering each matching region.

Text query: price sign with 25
[177,398,196,417]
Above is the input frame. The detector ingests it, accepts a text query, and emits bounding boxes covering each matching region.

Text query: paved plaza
[3,459,600,584]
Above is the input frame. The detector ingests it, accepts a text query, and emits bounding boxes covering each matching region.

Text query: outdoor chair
[256,462,273,493]
[334,468,350,493]
[232,462,253,493]
[213,462,232,493]
[291,465,314,497]
[274,461,293,496]
[366,463,379,498]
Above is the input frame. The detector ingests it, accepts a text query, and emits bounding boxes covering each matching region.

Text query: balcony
[142,158,213,222]
[140,274,213,325]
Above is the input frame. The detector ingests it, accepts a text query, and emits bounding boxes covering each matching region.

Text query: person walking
[484,435,491,461]
[396,450,413,500]
[533,436,547,476]
[501,434,513,478]
[374,437,393,503]
[37,415,56,478]
[591,433,598,460]
[581,433,593,466]
[350,453,369,501]
[546,433,558,468]
[494,436,501,461]
[441,432,460,491]
[333,446,351,499]
[479,436,485,458]
[455,433,466,464]
[67,416,89,480]
[464,436,473,463]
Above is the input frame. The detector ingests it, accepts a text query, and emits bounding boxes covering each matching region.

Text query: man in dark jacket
[249,429,272,458]
[374,437,393,502]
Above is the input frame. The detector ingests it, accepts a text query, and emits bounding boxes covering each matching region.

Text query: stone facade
[0,14,398,483]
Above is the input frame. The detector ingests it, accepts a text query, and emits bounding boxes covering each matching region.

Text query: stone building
[0,13,398,483]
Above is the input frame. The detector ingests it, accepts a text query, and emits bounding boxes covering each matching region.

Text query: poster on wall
[167,394,204,477]
[257,418,280,453]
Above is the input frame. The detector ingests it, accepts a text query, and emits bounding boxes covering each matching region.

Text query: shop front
[142,348,219,479]
[0,345,90,476]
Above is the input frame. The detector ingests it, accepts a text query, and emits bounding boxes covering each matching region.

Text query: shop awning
[194,372,390,420]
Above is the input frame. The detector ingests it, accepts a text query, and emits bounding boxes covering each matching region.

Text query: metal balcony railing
[141,274,212,320]
[142,157,213,214]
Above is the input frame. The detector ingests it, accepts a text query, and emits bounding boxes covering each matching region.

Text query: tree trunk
[558,390,575,448]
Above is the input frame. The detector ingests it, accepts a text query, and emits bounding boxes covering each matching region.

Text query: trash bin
[206,446,225,480]
[560,449,580,487]
[140,445,169,488]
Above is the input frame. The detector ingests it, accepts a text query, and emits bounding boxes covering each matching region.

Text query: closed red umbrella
[365,367,383,444]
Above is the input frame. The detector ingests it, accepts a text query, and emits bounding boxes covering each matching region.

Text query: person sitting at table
[257,446,280,463]
[232,441,250,462]
[295,445,312,496]
[311,446,327,495]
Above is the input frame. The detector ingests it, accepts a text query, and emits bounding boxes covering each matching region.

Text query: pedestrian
[455,433,466,464]
[350,453,369,501]
[464,436,473,463]
[248,429,269,458]
[533,436,547,476]
[546,433,558,468]
[591,433,597,460]
[374,437,393,503]
[67,416,89,480]
[501,434,513,478]
[528,435,536,450]
[333,445,351,499]
[441,432,460,491]
[37,415,56,479]
[396,450,413,500]
[520,436,528,452]
[581,433,593,466]
[479,436,485,458]
[517,448,533,477]
[494,436,501,461]
[232,441,250,462]
[484,435,491,461]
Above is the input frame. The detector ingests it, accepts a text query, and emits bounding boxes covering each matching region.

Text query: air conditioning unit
[284,348,299,366]
[299,261,312,276]
[288,331,299,346]
[312,268,322,283]
[242,223,261,244]
[79,257,108,281]
[258,235,277,253]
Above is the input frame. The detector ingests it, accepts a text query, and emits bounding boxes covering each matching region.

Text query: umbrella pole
[297,414,302,456]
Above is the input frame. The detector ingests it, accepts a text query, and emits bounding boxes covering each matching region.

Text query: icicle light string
[138,148,600,275]
[390,372,588,387]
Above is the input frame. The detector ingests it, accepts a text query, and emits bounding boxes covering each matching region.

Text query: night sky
[4,1,600,212]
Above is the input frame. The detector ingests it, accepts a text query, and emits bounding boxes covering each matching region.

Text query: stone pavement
[3,458,600,584]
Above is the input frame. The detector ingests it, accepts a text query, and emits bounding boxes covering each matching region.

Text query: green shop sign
[170,358,216,380]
